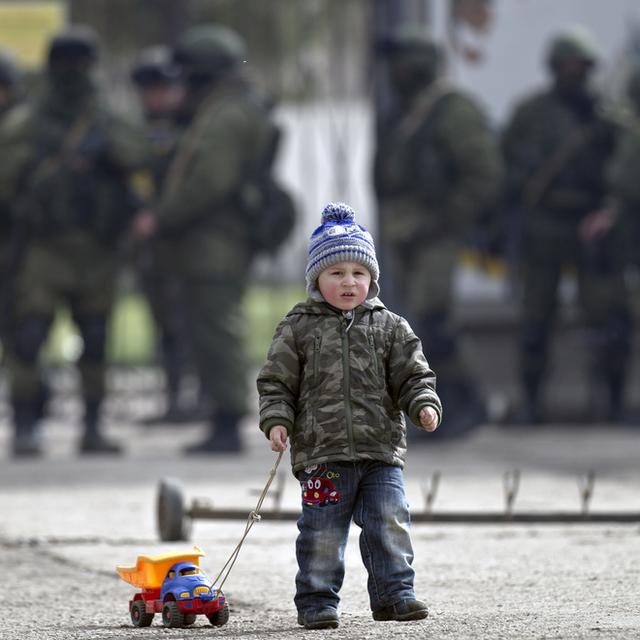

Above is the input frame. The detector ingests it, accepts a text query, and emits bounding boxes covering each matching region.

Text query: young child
[257,202,442,630]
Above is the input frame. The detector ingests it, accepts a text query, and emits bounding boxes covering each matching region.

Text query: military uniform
[0,49,22,347]
[374,25,502,436]
[149,25,278,452]
[0,27,145,455]
[502,29,630,422]
[130,46,201,422]
[607,64,640,268]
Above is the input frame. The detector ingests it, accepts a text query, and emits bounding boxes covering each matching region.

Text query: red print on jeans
[302,476,341,506]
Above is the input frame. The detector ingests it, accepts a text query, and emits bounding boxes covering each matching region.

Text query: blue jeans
[294,461,416,614]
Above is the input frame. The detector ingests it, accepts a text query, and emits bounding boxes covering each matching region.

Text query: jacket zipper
[368,331,379,379]
[313,334,322,381]
[342,312,355,456]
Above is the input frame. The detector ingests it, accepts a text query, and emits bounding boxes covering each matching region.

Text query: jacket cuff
[409,399,442,428]
[261,417,293,438]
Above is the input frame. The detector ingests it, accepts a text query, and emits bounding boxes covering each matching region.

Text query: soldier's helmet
[131,45,181,87]
[0,48,20,87]
[546,27,599,69]
[174,24,246,78]
[377,23,441,72]
[47,25,99,67]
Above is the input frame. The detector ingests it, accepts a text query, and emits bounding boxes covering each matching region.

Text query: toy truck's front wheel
[131,601,154,627]
[207,604,230,627]
[183,613,197,626]
[162,601,184,628]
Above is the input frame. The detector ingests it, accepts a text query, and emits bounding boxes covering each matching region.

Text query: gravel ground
[3,523,639,640]
[1,394,639,640]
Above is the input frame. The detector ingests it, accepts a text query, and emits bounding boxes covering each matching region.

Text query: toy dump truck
[116,547,228,628]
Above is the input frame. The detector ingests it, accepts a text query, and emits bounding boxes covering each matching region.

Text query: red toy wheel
[131,601,154,627]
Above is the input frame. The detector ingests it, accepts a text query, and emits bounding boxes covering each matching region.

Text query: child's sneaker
[372,598,428,621]
[297,608,339,630]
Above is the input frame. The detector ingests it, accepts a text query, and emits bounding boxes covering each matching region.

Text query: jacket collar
[287,297,386,318]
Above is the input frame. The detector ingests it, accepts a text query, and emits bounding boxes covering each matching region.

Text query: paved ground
[1,377,639,639]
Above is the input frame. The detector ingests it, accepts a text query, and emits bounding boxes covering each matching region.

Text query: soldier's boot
[35,382,50,421]
[12,401,43,457]
[140,361,185,425]
[79,400,122,455]
[603,315,631,423]
[184,410,243,455]
[517,322,551,424]
[517,371,543,425]
[603,370,625,423]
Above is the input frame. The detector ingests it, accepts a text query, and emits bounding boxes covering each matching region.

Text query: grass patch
[42,284,306,366]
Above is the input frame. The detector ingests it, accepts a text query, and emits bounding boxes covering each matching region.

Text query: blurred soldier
[607,64,640,270]
[133,24,280,453]
[0,48,22,337]
[374,24,503,438]
[130,46,204,423]
[502,28,629,423]
[0,48,20,116]
[0,26,145,456]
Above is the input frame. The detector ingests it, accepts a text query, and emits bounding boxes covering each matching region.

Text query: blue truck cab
[160,561,216,602]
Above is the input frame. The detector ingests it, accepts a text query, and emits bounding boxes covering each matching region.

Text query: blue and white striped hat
[305,202,380,301]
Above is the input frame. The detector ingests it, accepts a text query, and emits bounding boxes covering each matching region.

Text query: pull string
[213,451,284,592]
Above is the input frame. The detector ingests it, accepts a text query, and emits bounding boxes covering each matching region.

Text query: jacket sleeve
[104,112,148,173]
[0,106,34,214]
[607,126,640,207]
[155,102,252,231]
[256,317,301,438]
[501,97,545,201]
[388,316,442,428]
[438,96,503,232]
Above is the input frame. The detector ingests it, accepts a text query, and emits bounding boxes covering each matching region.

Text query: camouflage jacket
[155,79,273,277]
[0,85,145,246]
[257,297,442,473]
[374,81,503,244]
[502,87,616,222]
[606,116,640,263]
[607,117,640,208]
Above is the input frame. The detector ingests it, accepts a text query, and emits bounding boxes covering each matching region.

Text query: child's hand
[419,407,439,432]
[269,425,289,452]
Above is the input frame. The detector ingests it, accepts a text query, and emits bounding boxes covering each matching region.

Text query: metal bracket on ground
[156,472,640,541]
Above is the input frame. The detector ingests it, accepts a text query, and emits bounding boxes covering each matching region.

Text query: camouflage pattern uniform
[0,49,22,345]
[374,25,502,436]
[607,64,640,269]
[130,46,200,422]
[0,27,145,455]
[257,298,442,474]
[502,29,630,422]
[153,25,277,452]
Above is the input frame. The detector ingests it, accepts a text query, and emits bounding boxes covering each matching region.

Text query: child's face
[317,261,371,311]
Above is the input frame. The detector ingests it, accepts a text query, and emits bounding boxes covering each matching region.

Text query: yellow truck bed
[116,546,205,589]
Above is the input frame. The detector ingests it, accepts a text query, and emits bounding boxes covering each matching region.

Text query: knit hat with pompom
[305,202,380,301]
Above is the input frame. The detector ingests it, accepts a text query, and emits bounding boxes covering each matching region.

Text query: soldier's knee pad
[12,315,52,364]
[76,315,107,363]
